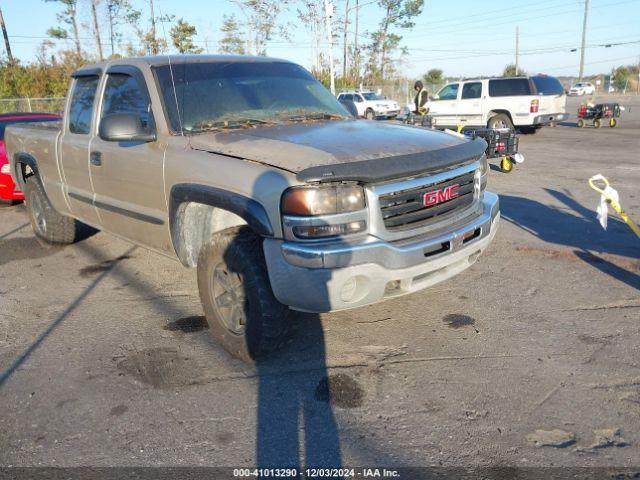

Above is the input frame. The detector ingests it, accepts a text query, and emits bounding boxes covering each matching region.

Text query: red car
[0,112,61,204]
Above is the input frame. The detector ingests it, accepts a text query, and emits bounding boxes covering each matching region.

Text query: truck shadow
[500,189,639,290]
[243,170,344,469]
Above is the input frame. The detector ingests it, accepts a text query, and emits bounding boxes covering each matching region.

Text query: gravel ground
[0,95,638,476]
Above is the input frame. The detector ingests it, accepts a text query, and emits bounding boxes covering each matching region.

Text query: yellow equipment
[588,174,640,239]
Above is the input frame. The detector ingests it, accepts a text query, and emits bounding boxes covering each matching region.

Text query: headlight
[281,185,365,216]
[0,163,10,175]
[281,185,368,240]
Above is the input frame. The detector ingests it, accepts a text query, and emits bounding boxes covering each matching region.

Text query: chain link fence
[0,97,66,114]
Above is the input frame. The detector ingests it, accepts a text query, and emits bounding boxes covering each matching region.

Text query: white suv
[337,91,400,119]
[569,82,595,96]
[426,76,567,132]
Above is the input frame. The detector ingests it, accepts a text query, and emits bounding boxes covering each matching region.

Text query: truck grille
[378,171,476,230]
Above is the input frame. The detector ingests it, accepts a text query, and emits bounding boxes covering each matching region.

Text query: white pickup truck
[427,75,567,132]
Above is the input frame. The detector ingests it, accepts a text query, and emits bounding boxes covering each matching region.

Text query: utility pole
[354,0,359,87]
[149,0,158,55]
[515,26,519,76]
[342,0,349,79]
[0,7,14,64]
[579,0,589,81]
[324,0,335,95]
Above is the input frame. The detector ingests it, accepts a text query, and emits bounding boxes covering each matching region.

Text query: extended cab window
[102,74,149,126]
[436,83,459,100]
[68,76,99,134]
[488,78,533,97]
[461,82,482,99]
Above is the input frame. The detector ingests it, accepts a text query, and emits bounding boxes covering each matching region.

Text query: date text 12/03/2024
[233,468,400,477]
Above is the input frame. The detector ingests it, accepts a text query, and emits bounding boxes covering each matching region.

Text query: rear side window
[532,76,564,95]
[68,76,99,134]
[461,82,482,99]
[102,73,149,126]
[488,78,533,97]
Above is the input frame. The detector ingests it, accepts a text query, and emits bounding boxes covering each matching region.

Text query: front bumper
[375,109,400,117]
[264,192,499,312]
[533,113,568,125]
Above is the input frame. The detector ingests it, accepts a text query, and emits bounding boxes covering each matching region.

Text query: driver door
[89,66,171,252]
[428,83,459,128]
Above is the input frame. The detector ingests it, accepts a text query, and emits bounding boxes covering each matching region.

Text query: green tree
[170,18,203,54]
[502,63,525,77]
[232,0,290,56]
[105,0,140,57]
[44,0,82,59]
[219,14,245,54]
[367,0,424,82]
[423,68,443,85]
[612,65,629,91]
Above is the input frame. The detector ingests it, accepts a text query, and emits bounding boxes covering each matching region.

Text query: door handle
[90,151,102,166]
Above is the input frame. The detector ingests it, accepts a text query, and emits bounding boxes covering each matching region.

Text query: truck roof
[72,54,293,77]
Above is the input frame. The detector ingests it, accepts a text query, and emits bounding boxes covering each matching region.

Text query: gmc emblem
[423,184,460,207]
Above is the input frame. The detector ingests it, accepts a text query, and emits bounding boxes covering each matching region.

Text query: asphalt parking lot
[0,95,638,474]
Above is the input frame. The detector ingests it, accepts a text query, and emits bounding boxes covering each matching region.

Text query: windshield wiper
[283,112,346,122]
[190,118,278,133]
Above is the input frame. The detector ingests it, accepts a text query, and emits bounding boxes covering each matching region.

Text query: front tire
[487,113,514,130]
[197,227,293,362]
[365,109,375,120]
[24,176,82,244]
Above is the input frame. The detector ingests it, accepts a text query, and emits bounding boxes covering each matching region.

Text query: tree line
[0,0,428,98]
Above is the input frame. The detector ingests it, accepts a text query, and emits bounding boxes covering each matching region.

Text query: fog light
[292,220,366,239]
[341,277,358,302]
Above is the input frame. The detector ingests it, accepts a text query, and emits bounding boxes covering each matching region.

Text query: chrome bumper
[263,192,499,312]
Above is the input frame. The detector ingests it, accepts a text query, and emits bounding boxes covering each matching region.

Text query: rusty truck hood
[189,119,467,173]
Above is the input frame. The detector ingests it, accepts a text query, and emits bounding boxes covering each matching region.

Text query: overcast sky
[1,0,639,78]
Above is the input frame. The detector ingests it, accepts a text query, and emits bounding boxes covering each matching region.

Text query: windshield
[361,92,386,101]
[154,61,349,133]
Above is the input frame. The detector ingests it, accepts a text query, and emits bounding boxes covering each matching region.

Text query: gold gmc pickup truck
[5,55,499,361]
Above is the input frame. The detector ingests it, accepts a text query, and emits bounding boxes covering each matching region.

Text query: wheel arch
[12,152,39,188]
[169,183,274,267]
[487,109,514,125]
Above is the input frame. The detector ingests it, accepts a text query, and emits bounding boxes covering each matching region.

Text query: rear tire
[487,113,514,130]
[593,118,601,129]
[609,118,617,128]
[577,119,585,128]
[197,226,293,362]
[24,176,83,244]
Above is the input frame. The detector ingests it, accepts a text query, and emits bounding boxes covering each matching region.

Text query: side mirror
[99,113,156,142]
[430,94,439,101]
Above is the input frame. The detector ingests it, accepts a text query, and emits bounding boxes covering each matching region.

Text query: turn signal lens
[281,185,365,216]
[292,221,366,239]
